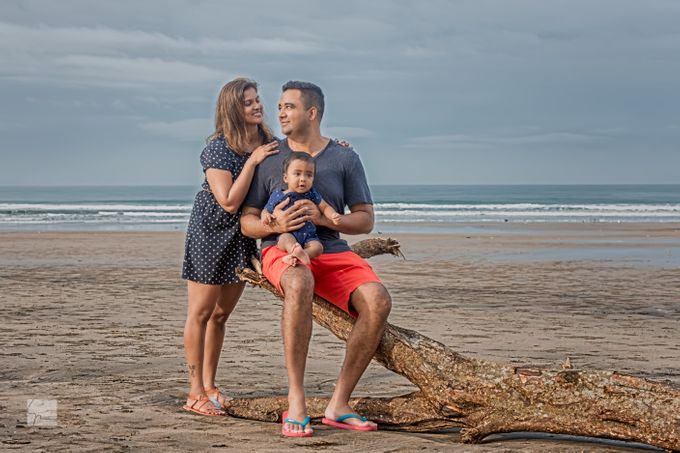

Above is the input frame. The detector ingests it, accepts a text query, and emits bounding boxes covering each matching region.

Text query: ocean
[1,185,679,232]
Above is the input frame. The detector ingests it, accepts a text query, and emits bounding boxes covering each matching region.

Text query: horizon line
[1,183,680,188]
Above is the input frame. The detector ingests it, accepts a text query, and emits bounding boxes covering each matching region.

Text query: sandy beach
[1,224,679,452]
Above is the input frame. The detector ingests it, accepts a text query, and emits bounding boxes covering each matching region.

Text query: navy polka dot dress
[181,136,258,284]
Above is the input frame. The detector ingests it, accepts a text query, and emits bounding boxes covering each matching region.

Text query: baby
[261,151,342,266]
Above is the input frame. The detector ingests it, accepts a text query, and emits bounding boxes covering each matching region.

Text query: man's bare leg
[280,265,315,435]
[324,282,391,428]
[277,233,311,266]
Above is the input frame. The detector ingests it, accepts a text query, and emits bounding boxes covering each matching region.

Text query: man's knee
[355,283,392,319]
[372,286,392,319]
[280,266,315,300]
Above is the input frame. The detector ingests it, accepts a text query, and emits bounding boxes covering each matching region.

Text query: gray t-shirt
[244,138,373,253]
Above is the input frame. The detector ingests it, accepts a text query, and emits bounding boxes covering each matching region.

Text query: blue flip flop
[321,413,378,431]
[281,410,313,437]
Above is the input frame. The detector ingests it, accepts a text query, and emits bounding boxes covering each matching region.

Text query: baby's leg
[277,233,311,266]
[276,233,295,254]
[304,240,323,260]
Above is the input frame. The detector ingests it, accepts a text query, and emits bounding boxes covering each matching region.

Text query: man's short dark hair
[282,81,325,121]
[283,151,316,174]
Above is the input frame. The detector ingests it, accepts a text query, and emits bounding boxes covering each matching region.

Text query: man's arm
[241,207,273,239]
[304,202,374,235]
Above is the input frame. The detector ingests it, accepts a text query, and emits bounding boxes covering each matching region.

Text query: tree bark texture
[233,238,680,451]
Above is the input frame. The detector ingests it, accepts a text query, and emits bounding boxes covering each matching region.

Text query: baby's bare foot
[291,244,311,266]
[282,254,298,266]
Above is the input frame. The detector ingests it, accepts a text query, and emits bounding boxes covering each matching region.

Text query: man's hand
[334,138,352,148]
[295,199,326,227]
[270,199,308,233]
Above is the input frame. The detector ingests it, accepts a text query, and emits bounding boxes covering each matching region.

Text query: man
[241,81,391,436]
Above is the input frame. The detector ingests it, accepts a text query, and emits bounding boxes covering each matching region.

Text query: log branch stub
[350,237,404,259]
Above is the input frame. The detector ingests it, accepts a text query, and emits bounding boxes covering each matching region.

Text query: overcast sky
[1,0,679,186]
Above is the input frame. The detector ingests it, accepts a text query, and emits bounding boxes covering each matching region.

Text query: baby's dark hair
[283,151,316,174]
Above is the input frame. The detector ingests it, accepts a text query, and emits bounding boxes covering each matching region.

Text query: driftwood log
[232,238,680,451]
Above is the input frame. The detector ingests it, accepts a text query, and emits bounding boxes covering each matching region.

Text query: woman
[181,78,278,416]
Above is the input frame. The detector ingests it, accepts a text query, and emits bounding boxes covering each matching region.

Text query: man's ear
[308,106,318,122]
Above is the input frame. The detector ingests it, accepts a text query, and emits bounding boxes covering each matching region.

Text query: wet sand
[1,224,679,452]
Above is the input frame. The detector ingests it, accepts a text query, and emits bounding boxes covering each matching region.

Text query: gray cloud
[0,21,325,56]
[324,127,375,139]
[1,0,679,185]
[140,118,211,141]
[404,130,610,151]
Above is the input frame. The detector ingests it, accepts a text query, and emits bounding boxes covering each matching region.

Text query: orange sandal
[205,386,231,411]
[183,393,225,416]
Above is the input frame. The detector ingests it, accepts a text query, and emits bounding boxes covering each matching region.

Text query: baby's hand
[261,211,274,225]
[331,212,342,225]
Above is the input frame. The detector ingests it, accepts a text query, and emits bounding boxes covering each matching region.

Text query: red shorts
[261,246,382,316]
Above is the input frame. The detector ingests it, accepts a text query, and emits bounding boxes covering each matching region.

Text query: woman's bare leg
[184,281,221,401]
[203,282,245,401]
